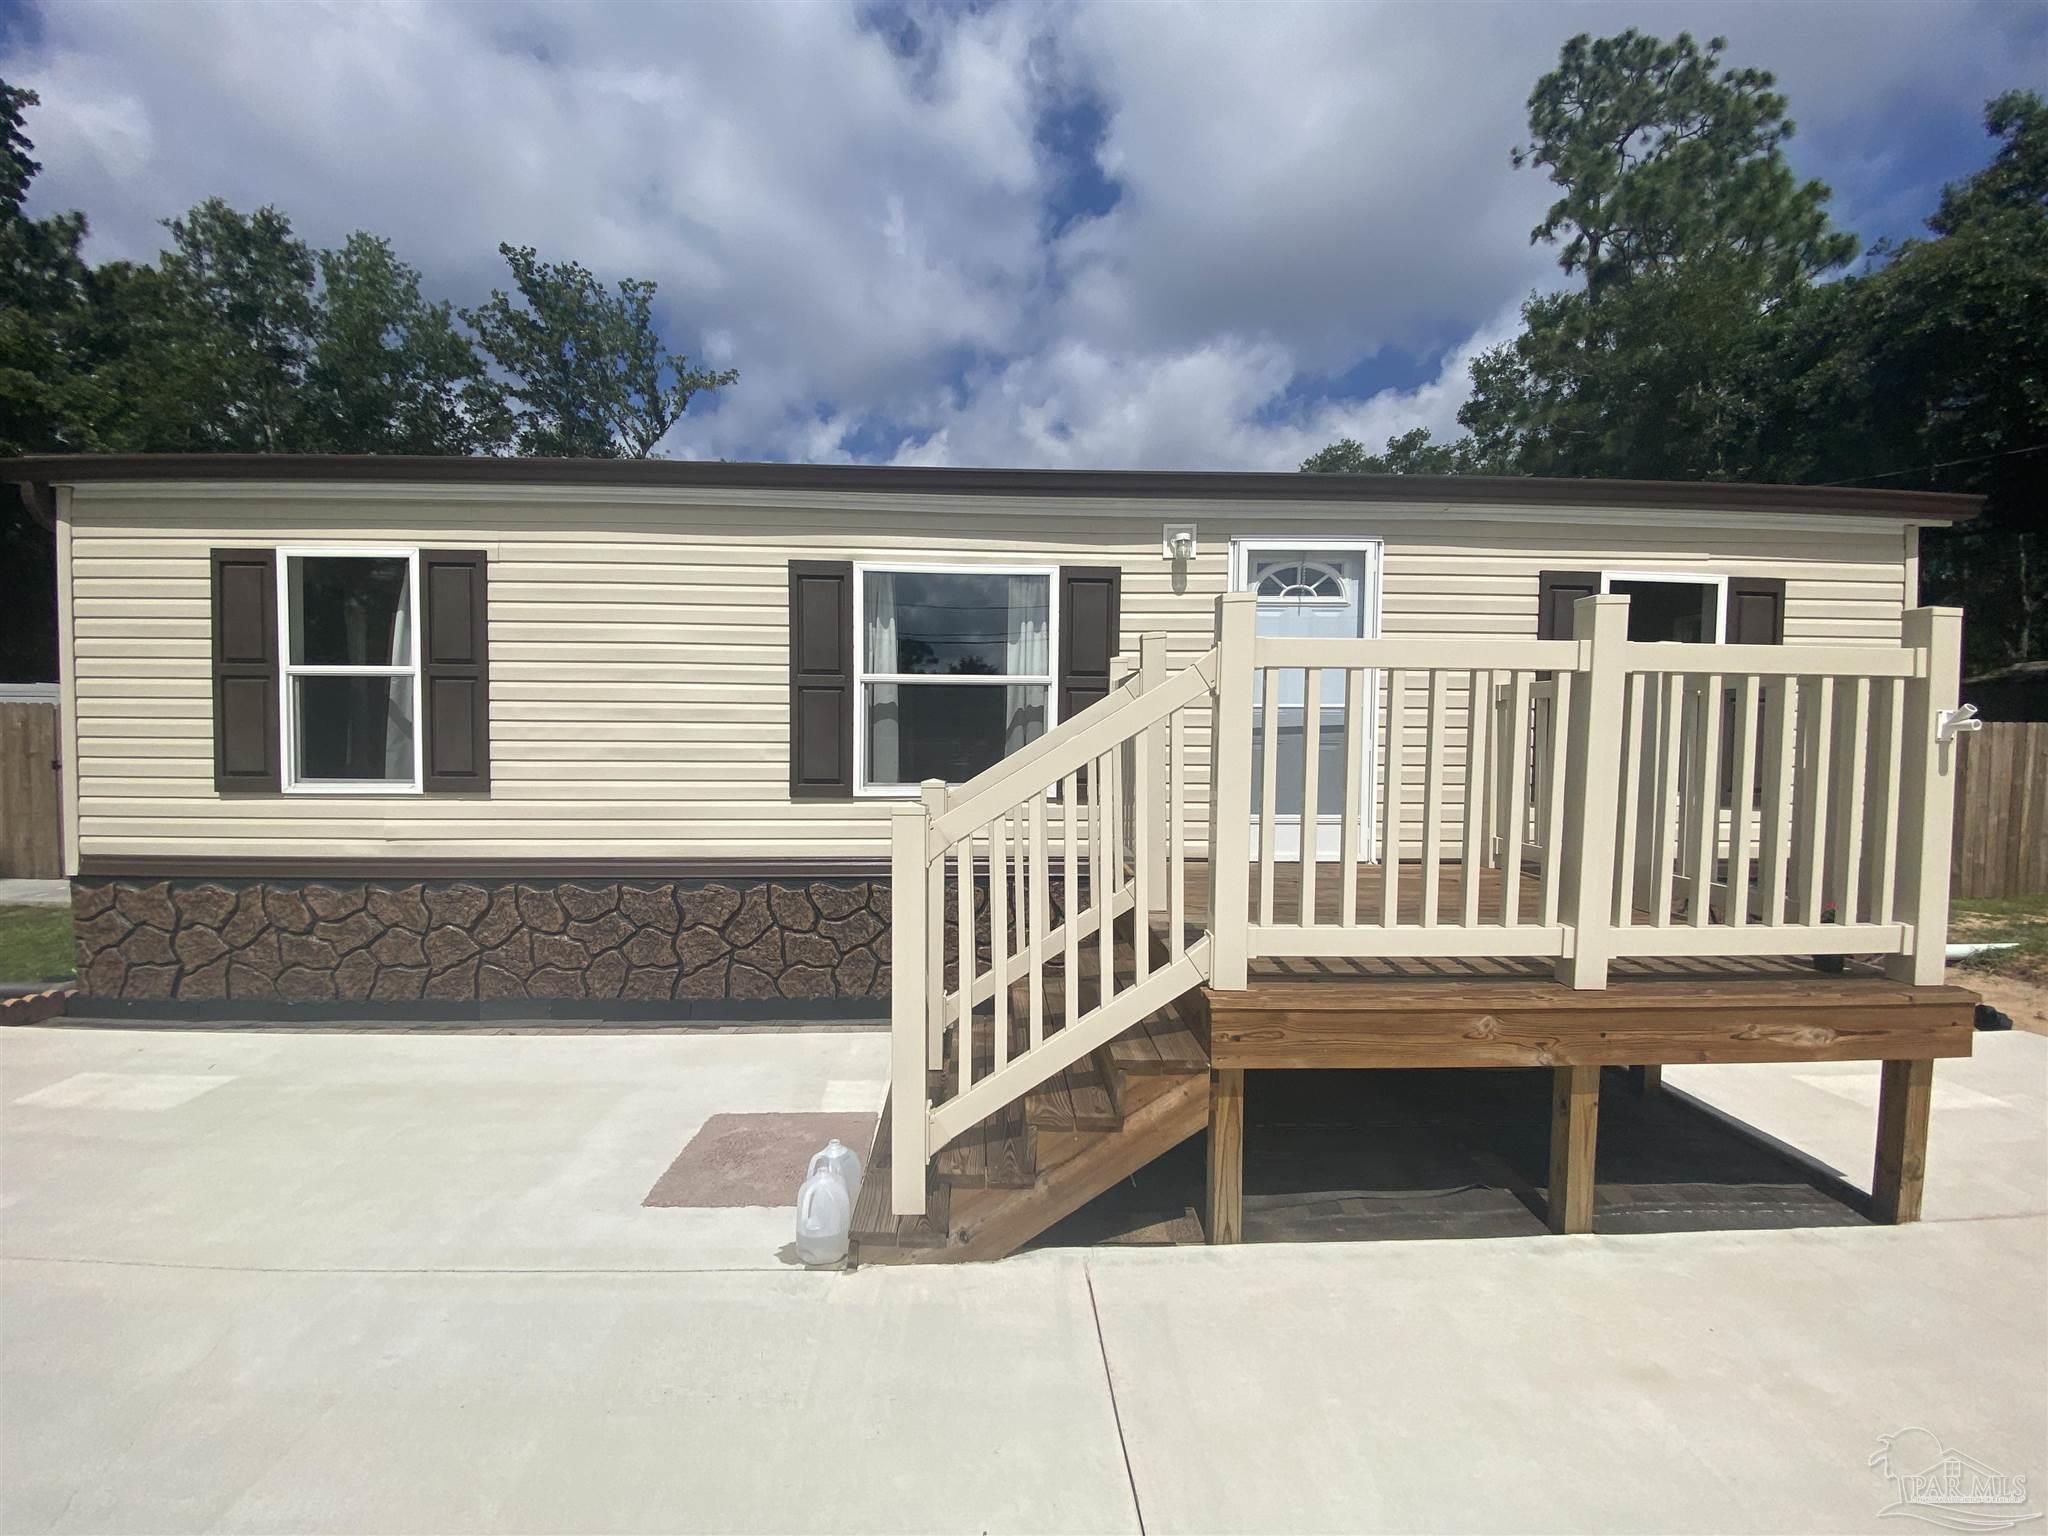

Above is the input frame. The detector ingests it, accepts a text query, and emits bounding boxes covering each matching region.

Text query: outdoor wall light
[1163,523,1197,561]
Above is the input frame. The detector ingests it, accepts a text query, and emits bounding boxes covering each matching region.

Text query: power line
[1818,441,2048,488]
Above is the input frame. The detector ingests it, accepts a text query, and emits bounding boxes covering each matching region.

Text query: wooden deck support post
[1629,1065,1662,1097]
[1547,1064,1599,1234]
[1873,1058,1934,1224]
[1206,1067,1244,1244]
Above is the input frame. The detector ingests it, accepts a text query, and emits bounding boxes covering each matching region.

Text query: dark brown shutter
[1536,569,1601,641]
[1058,565,1121,722]
[421,550,490,793]
[1723,577,1785,806]
[1726,576,1787,645]
[211,548,280,793]
[789,561,853,798]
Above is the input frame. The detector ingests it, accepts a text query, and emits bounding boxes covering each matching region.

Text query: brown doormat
[643,1111,878,1208]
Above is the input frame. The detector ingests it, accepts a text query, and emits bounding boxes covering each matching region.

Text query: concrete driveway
[2,1024,2043,1534]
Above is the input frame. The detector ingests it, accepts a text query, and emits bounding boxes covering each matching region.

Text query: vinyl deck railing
[888,593,1966,1213]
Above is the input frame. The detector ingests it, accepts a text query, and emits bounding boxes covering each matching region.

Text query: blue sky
[6,0,2041,467]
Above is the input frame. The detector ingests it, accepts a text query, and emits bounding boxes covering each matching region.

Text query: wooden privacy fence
[1951,722,2048,898]
[0,699,63,879]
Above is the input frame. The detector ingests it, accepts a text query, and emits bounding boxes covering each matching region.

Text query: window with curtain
[282,552,420,789]
[859,567,1052,789]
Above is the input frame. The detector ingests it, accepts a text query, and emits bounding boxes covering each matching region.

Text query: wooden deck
[1163,859,1976,1243]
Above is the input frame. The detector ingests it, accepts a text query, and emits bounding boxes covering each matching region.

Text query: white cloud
[6,0,2027,468]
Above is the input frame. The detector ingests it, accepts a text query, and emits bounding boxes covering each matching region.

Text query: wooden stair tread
[934,1100,1034,1188]
[1026,1051,1122,1130]
[851,1097,951,1256]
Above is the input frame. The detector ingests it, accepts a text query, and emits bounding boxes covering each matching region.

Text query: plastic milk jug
[807,1139,864,1205]
[795,1164,853,1266]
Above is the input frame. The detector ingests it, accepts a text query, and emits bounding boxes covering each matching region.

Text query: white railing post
[1208,594,1257,988]
[890,804,930,1215]
[1885,607,1964,986]
[1140,633,1169,914]
[920,779,948,1071]
[1554,594,1629,989]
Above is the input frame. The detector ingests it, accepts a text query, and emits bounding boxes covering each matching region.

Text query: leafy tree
[465,244,736,458]
[306,233,509,454]
[1514,30,1855,300]
[1301,427,1473,474]
[0,80,93,457]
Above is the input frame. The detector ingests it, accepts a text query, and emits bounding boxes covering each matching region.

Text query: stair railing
[889,634,1219,1215]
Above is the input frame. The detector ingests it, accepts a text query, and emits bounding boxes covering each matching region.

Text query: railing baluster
[1758,679,1796,926]
[1871,678,1903,926]
[1650,673,1685,926]
[1539,670,1572,928]
[1500,671,1531,927]
[990,816,1009,1075]
[1381,668,1406,926]
[1340,668,1364,927]
[1062,771,1079,1023]
[1421,670,1447,928]
[1258,667,1280,928]
[1834,677,1870,925]
[1688,673,1725,928]
[1613,673,1645,928]
[1134,656,1157,979]
[1299,671,1321,926]
[1169,708,1186,961]
[955,834,973,1096]
[1460,668,1490,927]
[1796,676,1835,925]
[922,781,948,1071]
[1725,675,1761,928]
[1095,754,1115,1012]
[1028,795,1047,1052]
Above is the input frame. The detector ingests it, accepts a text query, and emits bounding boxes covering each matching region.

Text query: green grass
[0,903,75,985]
[1950,893,2048,981]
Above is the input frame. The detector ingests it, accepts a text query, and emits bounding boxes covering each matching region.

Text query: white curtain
[385,569,413,780]
[865,572,900,782]
[1005,575,1048,753]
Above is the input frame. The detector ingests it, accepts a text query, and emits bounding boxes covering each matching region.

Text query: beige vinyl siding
[61,481,1913,865]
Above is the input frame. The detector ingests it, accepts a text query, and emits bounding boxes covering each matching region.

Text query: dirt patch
[643,1111,876,1208]
[1952,967,2048,1036]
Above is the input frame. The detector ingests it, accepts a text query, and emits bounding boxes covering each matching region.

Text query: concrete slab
[2,1255,1139,1535]
[4,1025,2044,1534]
[1667,1030,2048,1223]
[1085,1217,2047,1534]
[0,879,69,907]
[0,1027,889,1271]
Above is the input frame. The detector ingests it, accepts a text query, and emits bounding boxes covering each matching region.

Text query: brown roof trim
[4,453,1982,521]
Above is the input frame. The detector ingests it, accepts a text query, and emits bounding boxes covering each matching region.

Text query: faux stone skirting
[70,877,894,1012]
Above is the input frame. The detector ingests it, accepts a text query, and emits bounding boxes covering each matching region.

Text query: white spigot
[1936,703,1983,744]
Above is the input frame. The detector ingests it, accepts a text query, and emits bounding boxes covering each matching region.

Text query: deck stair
[852,964,1209,1264]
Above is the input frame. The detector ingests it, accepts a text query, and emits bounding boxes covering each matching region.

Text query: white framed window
[1600,570,1728,643]
[853,562,1059,796]
[276,546,424,794]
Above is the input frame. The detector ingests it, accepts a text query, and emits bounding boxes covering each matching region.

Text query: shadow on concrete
[1033,1066,1868,1249]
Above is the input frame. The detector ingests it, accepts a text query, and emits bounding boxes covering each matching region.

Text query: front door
[1232,541,1380,862]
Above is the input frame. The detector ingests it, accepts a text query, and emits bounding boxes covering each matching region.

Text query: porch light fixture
[1163,523,1197,561]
